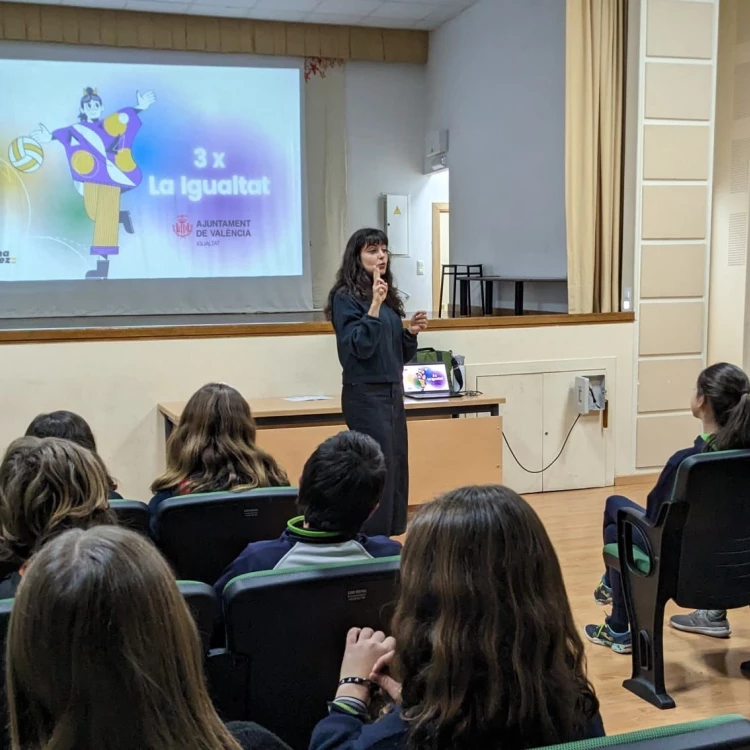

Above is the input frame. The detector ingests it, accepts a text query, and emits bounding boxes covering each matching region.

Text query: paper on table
[283,395,333,402]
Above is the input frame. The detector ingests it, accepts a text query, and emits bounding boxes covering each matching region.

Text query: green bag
[412,348,459,392]
[413,347,454,370]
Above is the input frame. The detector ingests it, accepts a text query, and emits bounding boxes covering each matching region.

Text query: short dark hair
[298,431,386,535]
[25,410,119,493]
[25,410,97,452]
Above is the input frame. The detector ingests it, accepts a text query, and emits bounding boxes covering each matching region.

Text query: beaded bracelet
[339,676,378,692]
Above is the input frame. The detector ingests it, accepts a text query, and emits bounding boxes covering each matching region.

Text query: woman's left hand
[408,311,428,335]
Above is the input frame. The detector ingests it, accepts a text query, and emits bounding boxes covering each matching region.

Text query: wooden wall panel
[0,2,428,64]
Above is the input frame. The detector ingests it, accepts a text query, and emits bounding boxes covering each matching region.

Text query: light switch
[416,260,425,276]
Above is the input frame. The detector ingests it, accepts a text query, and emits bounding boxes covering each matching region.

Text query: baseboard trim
[615,472,659,486]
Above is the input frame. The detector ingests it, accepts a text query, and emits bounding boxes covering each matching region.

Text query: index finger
[373,267,381,282]
[346,627,361,645]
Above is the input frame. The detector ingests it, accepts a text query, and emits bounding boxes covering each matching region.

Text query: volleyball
[8,136,44,174]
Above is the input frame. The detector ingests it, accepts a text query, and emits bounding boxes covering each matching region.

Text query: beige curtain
[565,0,626,314]
[305,58,348,309]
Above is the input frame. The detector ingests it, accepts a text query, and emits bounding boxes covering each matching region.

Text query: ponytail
[713,391,750,451]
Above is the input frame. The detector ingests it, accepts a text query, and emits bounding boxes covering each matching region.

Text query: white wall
[0,322,635,501]
[426,0,568,312]
[345,62,449,313]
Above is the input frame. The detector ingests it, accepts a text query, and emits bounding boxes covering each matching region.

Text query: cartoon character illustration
[416,368,427,391]
[30,87,156,279]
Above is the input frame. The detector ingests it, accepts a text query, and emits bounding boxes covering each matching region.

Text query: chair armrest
[617,506,662,577]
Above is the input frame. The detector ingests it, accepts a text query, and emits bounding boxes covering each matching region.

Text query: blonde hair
[0,437,116,564]
[151,383,289,495]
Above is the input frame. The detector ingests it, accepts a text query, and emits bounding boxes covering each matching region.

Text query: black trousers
[342,382,408,537]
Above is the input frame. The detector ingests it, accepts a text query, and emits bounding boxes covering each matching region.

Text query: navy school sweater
[646,435,708,521]
[214,516,401,593]
[309,707,606,750]
[331,291,418,385]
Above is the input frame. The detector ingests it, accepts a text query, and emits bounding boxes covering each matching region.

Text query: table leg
[459,278,469,316]
[484,280,494,315]
[514,281,524,316]
[438,269,445,318]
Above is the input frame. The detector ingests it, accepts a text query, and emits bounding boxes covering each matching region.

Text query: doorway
[432,203,449,315]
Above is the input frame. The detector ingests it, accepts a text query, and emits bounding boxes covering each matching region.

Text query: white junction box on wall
[384,194,409,256]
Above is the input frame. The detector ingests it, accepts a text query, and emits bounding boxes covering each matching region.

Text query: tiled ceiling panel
[16,0,481,29]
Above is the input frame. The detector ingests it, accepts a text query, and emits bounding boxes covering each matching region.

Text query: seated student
[149,382,289,535]
[215,431,401,592]
[310,485,604,750]
[586,362,750,654]
[0,436,116,598]
[25,409,123,499]
[6,526,290,750]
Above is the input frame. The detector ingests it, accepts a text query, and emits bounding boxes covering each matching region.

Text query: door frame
[432,202,450,314]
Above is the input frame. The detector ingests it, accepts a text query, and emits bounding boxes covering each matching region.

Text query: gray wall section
[427,0,568,312]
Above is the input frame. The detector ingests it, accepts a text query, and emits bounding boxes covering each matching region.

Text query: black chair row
[110,488,300,584]
[210,556,401,750]
[608,450,750,709]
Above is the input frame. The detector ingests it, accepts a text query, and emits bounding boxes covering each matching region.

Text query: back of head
[697,363,750,451]
[6,526,241,750]
[299,431,386,535]
[25,410,97,452]
[392,485,598,750]
[24,411,118,492]
[0,437,116,565]
[151,382,288,495]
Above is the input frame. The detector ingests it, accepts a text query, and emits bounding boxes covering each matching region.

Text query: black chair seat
[110,500,150,536]
[154,487,298,584]
[612,450,750,709]
[220,556,400,749]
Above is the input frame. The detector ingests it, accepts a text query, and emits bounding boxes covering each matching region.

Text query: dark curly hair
[324,228,405,319]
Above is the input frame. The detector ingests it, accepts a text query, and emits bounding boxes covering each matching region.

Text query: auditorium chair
[177,581,217,655]
[545,715,750,750]
[154,487,298,584]
[109,499,150,536]
[605,450,750,709]
[217,556,401,749]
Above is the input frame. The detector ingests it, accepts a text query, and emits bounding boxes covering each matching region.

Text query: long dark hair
[6,526,243,750]
[25,410,118,493]
[391,485,599,750]
[151,383,289,495]
[324,228,405,319]
[697,363,750,451]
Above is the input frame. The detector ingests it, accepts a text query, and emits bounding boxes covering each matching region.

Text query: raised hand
[372,268,388,309]
[408,310,428,335]
[136,90,156,111]
[30,123,52,144]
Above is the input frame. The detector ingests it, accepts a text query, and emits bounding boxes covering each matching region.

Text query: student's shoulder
[361,535,402,557]
[230,536,295,574]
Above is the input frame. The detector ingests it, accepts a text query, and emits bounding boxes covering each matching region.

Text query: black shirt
[331,291,418,385]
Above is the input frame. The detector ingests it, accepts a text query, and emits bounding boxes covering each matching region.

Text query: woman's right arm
[333,294,384,361]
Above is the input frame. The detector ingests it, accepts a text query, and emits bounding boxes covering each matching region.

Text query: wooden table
[458,275,567,316]
[158,394,504,506]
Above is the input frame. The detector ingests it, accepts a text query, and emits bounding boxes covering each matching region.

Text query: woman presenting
[325,229,428,536]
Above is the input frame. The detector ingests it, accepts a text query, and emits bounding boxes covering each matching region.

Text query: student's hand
[408,311,428,335]
[336,628,395,703]
[370,649,402,704]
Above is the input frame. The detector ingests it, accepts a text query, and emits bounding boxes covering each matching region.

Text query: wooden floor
[526,483,750,735]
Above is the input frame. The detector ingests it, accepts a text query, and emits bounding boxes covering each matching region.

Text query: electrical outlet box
[575,375,606,415]
[416,260,425,275]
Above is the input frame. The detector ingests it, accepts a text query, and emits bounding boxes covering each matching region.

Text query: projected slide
[0,59,303,280]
